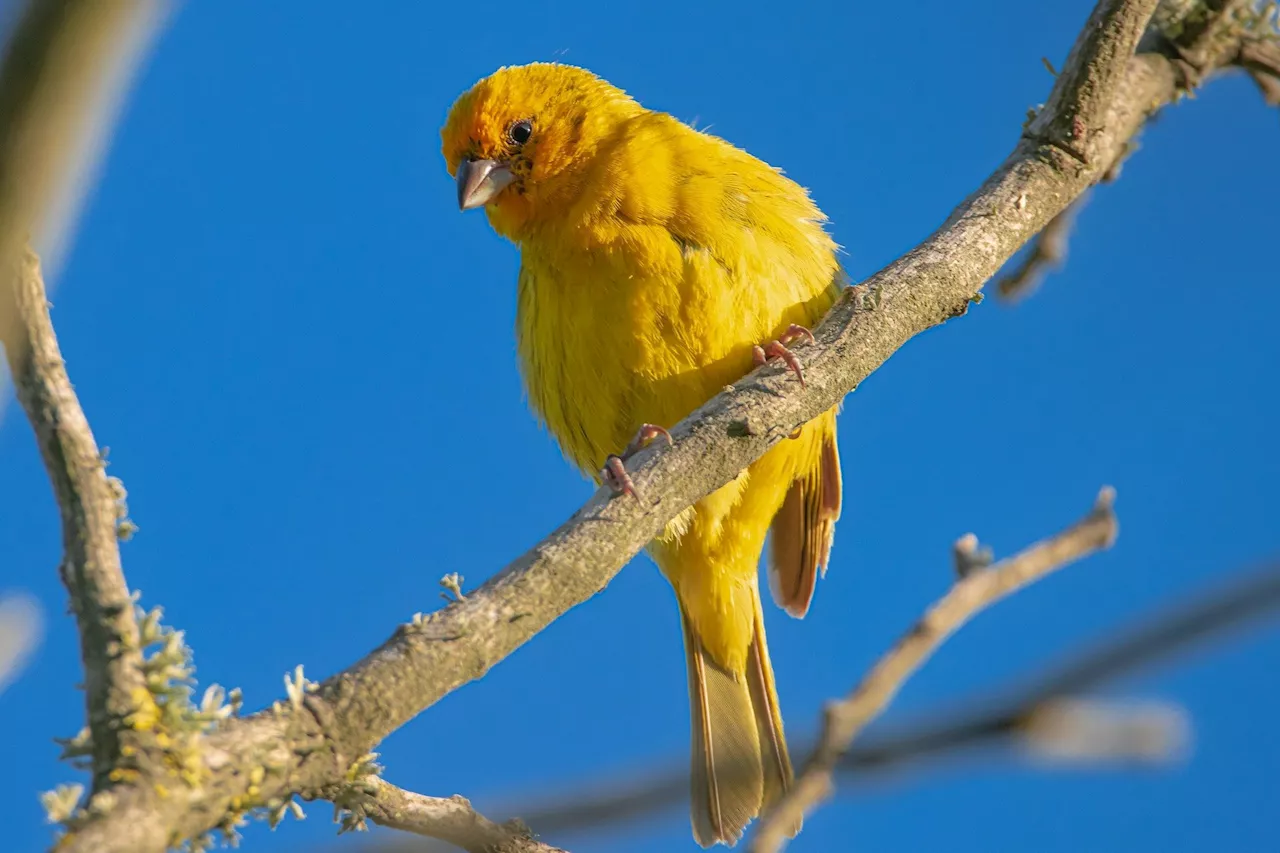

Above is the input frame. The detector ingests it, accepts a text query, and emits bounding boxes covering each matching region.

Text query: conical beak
[456,158,515,210]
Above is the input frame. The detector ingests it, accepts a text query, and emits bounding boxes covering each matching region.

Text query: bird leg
[602,423,673,501]
[752,323,816,388]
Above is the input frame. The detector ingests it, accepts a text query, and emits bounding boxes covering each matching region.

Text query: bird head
[441,63,641,239]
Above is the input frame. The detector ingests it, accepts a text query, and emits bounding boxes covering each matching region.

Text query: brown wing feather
[768,427,841,618]
[818,430,842,574]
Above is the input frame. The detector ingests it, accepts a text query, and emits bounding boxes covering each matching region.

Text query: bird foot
[602,424,673,501]
[752,323,816,388]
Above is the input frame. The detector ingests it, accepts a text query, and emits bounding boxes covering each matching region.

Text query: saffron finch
[442,64,844,847]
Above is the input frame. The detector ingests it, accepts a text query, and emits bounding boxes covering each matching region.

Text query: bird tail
[682,586,799,847]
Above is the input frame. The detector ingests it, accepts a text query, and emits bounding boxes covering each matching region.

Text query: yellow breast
[514,110,841,478]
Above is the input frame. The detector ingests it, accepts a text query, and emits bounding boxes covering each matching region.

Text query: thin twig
[749,487,1119,852]
[0,250,148,789]
[951,532,993,578]
[835,558,1280,773]
[342,779,568,853]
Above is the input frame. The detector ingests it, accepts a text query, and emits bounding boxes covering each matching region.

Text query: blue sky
[3,1,1279,851]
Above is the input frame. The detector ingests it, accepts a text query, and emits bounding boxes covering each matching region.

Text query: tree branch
[1025,0,1163,165]
[0,0,165,334]
[997,0,1280,303]
[1240,35,1280,104]
[333,779,569,853]
[41,0,1271,849]
[748,488,1119,852]
[0,249,148,790]
[1149,0,1280,99]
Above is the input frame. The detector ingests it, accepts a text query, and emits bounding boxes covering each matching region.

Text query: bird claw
[752,324,815,388]
[623,423,672,456]
[603,455,638,500]
[602,423,673,501]
[779,323,816,347]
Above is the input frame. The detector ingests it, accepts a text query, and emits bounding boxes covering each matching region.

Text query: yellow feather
[443,63,844,846]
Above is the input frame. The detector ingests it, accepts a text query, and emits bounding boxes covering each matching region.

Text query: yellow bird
[442,64,843,847]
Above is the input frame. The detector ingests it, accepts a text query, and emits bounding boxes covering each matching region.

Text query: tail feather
[682,592,798,847]
[745,586,797,826]
[684,607,761,847]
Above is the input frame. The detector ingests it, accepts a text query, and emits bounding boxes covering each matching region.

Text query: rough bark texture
[0,250,148,791]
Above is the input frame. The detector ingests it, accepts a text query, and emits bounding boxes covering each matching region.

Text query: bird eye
[508,119,533,146]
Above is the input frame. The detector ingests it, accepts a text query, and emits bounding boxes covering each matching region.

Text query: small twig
[749,487,1119,852]
[951,532,994,578]
[996,197,1087,302]
[0,249,148,788]
[350,779,568,853]
[440,572,467,602]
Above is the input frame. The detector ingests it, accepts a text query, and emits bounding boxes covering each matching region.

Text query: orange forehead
[440,82,513,171]
[440,63,628,172]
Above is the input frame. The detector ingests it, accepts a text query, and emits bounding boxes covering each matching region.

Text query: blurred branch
[408,562,1280,849]
[750,488,1119,852]
[0,0,165,415]
[1018,698,1189,763]
[0,249,148,790]
[0,0,165,266]
[828,557,1280,774]
[1151,0,1280,101]
[34,0,1276,850]
[1239,35,1280,104]
[0,591,43,694]
[327,778,568,853]
[995,198,1086,302]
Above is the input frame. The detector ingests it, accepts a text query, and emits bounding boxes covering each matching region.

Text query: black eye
[508,119,533,146]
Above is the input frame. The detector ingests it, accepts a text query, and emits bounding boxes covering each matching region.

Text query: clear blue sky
[3,2,1279,851]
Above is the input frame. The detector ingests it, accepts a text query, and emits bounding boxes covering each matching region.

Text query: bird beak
[456,158,515,210]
